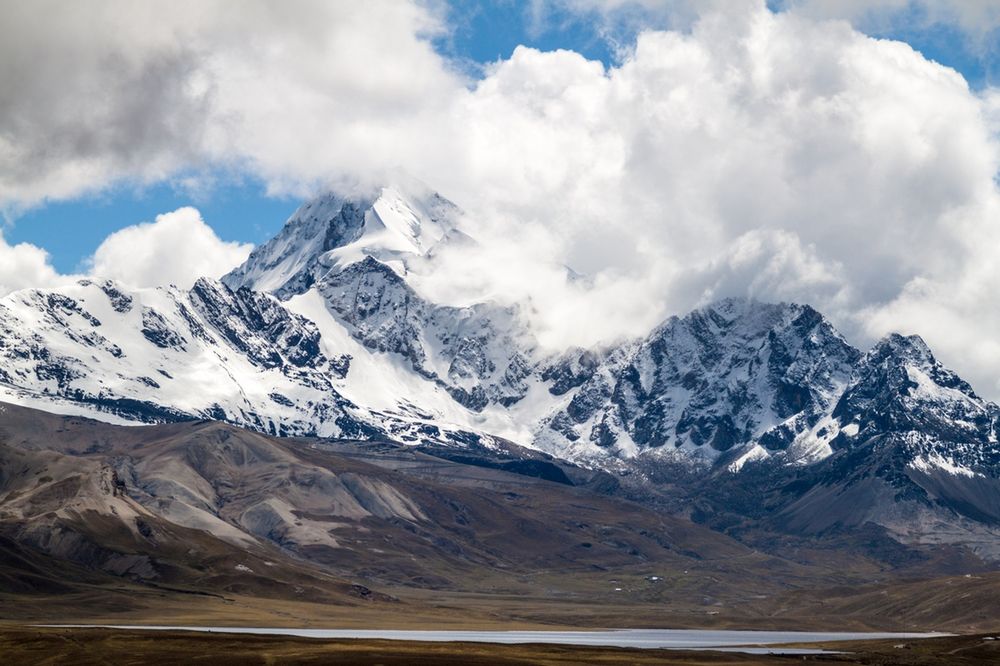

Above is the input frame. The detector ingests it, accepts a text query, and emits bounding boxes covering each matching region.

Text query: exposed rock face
[534,299,861,464]
[190,278,329,372]
[831,334,999,457]
[315,256,534,411]
[791,333,1000,542]
[664,329,1000,560]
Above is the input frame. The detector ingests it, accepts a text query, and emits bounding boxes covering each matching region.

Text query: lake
[43,626,945,654]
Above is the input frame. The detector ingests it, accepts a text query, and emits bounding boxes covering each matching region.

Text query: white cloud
[533,0,1000,44]
[430,4,1000,397]
[777,0,1000,43]
[3,0,1000,399]
[0,234,75,296]
[86,207,252,289]
[0,207,252,297]
[0,0,456,209]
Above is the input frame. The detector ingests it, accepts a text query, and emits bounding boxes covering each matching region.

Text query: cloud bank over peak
[2,0,1000,398]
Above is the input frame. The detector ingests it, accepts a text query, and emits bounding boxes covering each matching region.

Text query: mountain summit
[223,182,463,298]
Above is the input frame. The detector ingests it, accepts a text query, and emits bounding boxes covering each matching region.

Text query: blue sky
[5,0,996,274]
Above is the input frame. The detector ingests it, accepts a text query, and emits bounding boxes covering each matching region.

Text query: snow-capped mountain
[727,333,1000,558]
[0,185,556,454]
[832,333,999,467]
[0,274,521,448]
[223,182,464,298]
[225,183,538,415]
[534,299,863,467]
[0,277,359,435]
[1,182,998,546]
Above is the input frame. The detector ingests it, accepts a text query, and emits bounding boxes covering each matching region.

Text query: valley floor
[2,404,999,662]
[2,625,999,665]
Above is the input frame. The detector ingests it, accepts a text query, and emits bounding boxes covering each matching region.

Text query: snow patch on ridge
[728,444,771,473]
[909,452,981,478]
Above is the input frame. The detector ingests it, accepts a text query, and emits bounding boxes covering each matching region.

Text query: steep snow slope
[0,276,532,453]
[283,288,538,447]
[314,256,536,411]
[0,278,366,437]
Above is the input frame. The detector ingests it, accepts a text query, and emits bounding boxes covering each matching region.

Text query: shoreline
[1,625,996,665]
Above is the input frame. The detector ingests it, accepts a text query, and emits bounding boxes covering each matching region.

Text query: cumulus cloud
[0,235,75,296]
[3,0,1000,398]
[439,5,1000,400]
[86,207,252,289]
[778,0,1000,42]
[431,9,998,329]
[0,2,213,210]
[0,0,456,209]
[0,207,252,297]
[534,0,1000,43]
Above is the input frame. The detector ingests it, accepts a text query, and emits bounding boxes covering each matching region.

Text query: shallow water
[43,625,944,654]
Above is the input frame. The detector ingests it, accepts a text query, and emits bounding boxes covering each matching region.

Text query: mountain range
[1,180,998,621]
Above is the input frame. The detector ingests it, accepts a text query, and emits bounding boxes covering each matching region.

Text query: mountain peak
[858,331,982,402]
[681,297,823,342]
[870,332,934,364]
[223,183,464,300]
[830,329,992,447]
[700,294,758,313]
[550,294,860,460]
